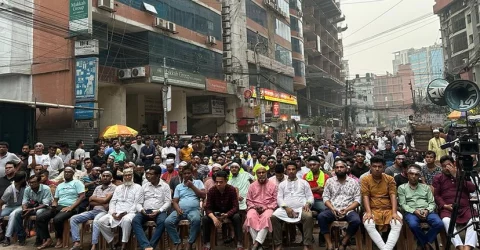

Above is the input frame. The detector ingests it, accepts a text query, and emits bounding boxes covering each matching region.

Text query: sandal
[37,239,53,250]
[223,237,234,244]
[338,243,349,250]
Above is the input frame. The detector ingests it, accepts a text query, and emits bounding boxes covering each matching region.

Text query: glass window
[292,59,305,77]
[246,0,267,27]
[289,0,301,11]
[290,16,303,37]
[247,29,269,56]
[275,44,292,66]
[278,0,289,17]
[291,38,303,53]
[275,19,291,41]
[248,64,294,93]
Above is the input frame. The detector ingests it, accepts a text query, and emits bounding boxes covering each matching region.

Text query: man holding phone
[132,166,171,250]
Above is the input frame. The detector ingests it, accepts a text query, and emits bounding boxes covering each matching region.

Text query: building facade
[350,74,376,127]
[373,64,414,129]
[434,0,480,82]
[297,0,347,120]
[392,45,444,102]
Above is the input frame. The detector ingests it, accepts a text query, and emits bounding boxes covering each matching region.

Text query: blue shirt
[174,180,205,210]
[55,180,85,207]
[22,184,53,206]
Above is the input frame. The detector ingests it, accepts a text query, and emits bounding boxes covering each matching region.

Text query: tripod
[445,155,480,250]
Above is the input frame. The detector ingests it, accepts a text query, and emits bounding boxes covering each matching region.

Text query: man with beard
[269,164,287,186]
[98,168,143,250]
[0,162,18,198]
[252,153,268,178]
[266,157,277,178]
[121,139,138,163]
[165,163,206,250]
[361,156,402,250]
[428,130,448,161]
[92,146,106,167]
[318,159,361,250]
[228,163,253,212]
[161,159,179,184]
[109,143,127,163]
[303,156,329,213]
[433,156,477,249]
[244,166,277,250]
[398,165,442,250]
[350,151,369,178]
[203,170,242,250]
[161,139,177,163]
[133,166,172,250]
[153,138,163,158]
[192,135,206,155]
[271,162,314,250]
[37,167,85,249]
[70,171,116,250]
[0,171,27,246]
[132,135,145,156]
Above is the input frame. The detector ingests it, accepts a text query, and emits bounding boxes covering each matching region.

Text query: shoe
[2,238,10,247]
[18,237,26,246]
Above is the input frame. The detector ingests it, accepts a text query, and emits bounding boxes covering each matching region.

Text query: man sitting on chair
[271,161,314,250]
[398,164,443,250]
[318,159,361,250]
[244,166,277,250]
[361,156,402,250]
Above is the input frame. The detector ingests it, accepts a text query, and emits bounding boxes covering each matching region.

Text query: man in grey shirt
[0,141,21,178]
[385,153,405,177]
[0,171,27,246]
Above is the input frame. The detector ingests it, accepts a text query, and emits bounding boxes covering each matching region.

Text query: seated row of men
[0,154,477,250]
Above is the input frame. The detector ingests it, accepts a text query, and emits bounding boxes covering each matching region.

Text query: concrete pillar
[98,85,127,128]
[217,96,238,133]
[306,86,312,117]
[167,90,187,134]
[126,94,146,131]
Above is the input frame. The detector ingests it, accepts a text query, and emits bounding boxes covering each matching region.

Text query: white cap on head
[166,159,174,165]
[179,161,188,167]
[433,129,440,133]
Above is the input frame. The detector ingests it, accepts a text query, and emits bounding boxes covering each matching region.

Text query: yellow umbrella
[447,110,465,120]
[101,124,138,139]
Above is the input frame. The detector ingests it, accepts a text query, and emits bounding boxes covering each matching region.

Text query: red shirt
[303,172,329,200]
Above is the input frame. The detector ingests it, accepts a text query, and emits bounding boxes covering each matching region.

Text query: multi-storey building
[350,74,376,127]
[373,64,414,128]
[297,0,347,120]
[433,0,480,82]
[392,45,444,101]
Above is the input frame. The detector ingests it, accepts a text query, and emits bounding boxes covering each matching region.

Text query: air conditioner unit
[222,15,230,22]
[237,79,245,86]
[221,6,230,15]
[223,36,231,44]
[263,0,270,5]
[223,51,232,58]
[223,22,231,29]
[224,29,231,36]
[118,69,132,79]
[167,22,176,32]
[224,66,233,73]
[154,18,167,29]
[131,67,146,77]
[297,11,303,17]
[223,58,232,66]
[207,36,216,45]
[224,44,231,50]
[98,0,114,11]
[225,75,233,82]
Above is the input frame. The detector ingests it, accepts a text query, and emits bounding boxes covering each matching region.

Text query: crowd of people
[0,130,478,250]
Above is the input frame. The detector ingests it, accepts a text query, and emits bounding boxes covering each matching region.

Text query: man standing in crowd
[140,137,156,168]
[121,139,138,163]
[271,162,314,250]
[70,170,116,250]
[0,142,21,178]
[398,165,443,250]
[165,163,205,250]
[98,168,143,250]
[45,145,63,179]
[162,139,177,163]
[318,159,361,250]
[361,156,402,250]
[428,130,448,161]
[132,166,171,250]
[244,166,277,250]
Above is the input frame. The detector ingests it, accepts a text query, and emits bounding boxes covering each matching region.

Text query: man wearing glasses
[385,152,406,177]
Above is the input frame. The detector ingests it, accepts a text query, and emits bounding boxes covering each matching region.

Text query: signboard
[211,99,225,116]
[291,115,301,122]
[251,87,297,105]
[254,105,261,117]
[206,78,228,93]
[244,89,252,99]
[69,0,92,35]
[272,102,280,117]
[192,101,210,115]
[74,39,99,56]
[74,102,95,120]
[151,66,206,89]
[75,57,98,101]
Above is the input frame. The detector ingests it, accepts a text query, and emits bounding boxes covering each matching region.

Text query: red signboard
[272,102,280,117]
[244,89,252,99]
[206,78,228,93]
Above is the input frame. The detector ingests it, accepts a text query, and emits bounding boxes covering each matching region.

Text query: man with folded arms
[69,170,116,250]
[132,166,171,250]
[398,165,442,250]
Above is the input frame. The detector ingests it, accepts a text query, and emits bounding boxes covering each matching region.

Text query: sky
[341,0,441,78]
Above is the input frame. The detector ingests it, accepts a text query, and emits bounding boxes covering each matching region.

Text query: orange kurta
[360,173,397,225]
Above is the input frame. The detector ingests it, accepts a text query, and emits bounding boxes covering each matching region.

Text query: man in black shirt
[0,161,17,197]
[92,146,106,167]
[350,151,369,178]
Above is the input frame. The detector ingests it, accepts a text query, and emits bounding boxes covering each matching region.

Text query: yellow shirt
[179,147,193,162]
[427,137,448,161]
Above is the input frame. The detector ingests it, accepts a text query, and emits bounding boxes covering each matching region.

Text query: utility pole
[344,79,349,131]
[163,57,168,138]
[254,32,263,133]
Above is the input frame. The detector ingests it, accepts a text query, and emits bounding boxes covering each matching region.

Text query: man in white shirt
[0,141,21,178]
[28,142,48,175]
[44,145,64,179]
[132,165,171,250]
[98,168,143,250]
[74,140,86,169]
[271,162,315,250]
[132,135,145,155]
[161,139,177,163]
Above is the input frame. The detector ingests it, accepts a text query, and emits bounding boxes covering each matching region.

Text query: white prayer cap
[166,159,175,165]
[179,161,188,167]
[433,129,440,133]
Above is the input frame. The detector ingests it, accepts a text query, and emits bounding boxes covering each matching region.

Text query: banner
[69,0,92,35]
[74,102,95,120]
[251,87,297,105]
[75,57,98,101]
[151,65,205,89]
